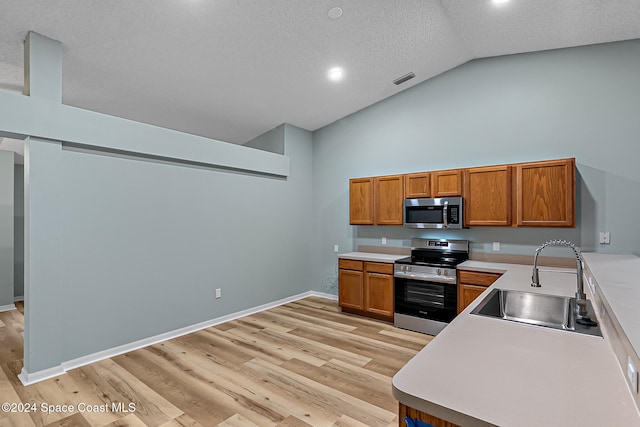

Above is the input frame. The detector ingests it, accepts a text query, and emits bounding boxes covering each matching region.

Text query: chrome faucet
[531,239,589,319]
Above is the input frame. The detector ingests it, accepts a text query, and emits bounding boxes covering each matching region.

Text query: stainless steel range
[394,238,469,335]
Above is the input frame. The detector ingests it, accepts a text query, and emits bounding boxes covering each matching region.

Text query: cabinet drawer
[458,270,502,286]
[364,262,394,275]
[339,259,363,271]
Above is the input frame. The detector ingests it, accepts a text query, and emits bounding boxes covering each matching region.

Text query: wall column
[24,31,63,102]
[20,32,65,382]
[0,150,15,311]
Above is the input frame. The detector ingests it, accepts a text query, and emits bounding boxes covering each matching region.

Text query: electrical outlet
[334,244,339,253]
[599,232,610,244]
[215,288,221,299]
[382,237,387,245]
[492,242,500,252]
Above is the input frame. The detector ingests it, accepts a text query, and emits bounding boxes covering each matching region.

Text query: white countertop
[583,253,640,357]
[338,252,408,263]
[392,258,640,426]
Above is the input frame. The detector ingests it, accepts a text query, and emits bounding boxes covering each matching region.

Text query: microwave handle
[443,200,449,228]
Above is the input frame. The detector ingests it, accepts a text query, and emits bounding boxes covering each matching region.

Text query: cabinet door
[349,178,374,225]
[338,269,364,310]
[431,169,462,197]
[364,272,394,319]
[374,175,404,225]
[457,270,503,313]
[515,158,575,227]
[458,284,487,313]
[464,165,512,226]
[404,172,430,198]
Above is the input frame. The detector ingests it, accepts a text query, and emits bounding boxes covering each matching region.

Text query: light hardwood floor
[0,297,431,427]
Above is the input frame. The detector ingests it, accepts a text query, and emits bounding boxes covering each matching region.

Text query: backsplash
[355,225,583,259]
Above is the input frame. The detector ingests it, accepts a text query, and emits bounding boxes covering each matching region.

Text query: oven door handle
[393,271,456,284]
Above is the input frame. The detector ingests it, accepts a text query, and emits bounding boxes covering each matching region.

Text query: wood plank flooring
[0,297,431,426]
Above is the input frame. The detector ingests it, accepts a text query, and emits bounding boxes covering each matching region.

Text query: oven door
[394,276,457,323]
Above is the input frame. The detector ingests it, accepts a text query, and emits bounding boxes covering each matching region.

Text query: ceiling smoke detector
[328,7,343,19]
[393,72,415,86]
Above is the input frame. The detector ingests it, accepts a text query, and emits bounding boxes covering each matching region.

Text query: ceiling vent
[393,72,415,86]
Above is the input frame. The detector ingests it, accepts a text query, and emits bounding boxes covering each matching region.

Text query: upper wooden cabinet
[431,169,463,197]
[515,158,575,227]
[349,178,374,225]
[404,172,430,198]
[464,165,512,226]
[349,175,403,225]
[349,157,575,228]
[374,175,404,225]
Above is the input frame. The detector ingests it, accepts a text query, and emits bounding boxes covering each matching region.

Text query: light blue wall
[311,39,640,292]
[14,164,23,299]
[244,125,285,154]
[22,124,311,373]
[0,151,14,307]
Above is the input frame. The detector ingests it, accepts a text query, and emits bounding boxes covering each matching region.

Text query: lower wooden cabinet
[338,268,364,310]
[338,259,394,322]
[459,284,487,312]
[399,403,460,427]
[457,269,503,313]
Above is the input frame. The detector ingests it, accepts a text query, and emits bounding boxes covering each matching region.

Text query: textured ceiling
[0,0,639,145]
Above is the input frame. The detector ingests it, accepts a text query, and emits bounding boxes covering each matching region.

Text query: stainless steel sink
[470,288,603,337]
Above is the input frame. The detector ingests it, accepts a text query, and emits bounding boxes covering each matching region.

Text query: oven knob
[437,268,442,275]
[443,270,448,276]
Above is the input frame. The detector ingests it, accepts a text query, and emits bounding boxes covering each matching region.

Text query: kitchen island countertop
[392,257,640,426]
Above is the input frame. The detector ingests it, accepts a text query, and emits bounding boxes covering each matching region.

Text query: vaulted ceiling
[1,0,639,145]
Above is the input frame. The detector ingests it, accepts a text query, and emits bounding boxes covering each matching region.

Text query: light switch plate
[382,237,387,245]
[334,244,339,253]
[599,232,610,244]
[492,242,500,251]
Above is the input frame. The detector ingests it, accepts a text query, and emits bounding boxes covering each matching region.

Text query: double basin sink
[470,288,603,337]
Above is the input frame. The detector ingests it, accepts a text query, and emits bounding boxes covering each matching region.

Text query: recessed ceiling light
[328,67,344,82]
[492,0,510,4]
[328,7,343,19]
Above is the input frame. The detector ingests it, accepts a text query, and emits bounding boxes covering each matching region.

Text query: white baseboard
[309,290,337,300]
[0,303,17,313]
[14,296,24,302]
[19,291,336,386]
[19,366,65,386]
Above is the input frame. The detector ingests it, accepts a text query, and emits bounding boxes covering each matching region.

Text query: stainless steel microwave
[404,197,463,229]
